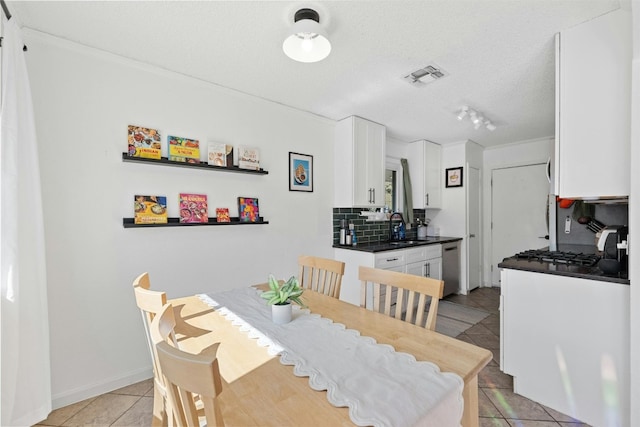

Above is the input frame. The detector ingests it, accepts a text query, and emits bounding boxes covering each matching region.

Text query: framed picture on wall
[289,152,313,192]
[445,167,463,188]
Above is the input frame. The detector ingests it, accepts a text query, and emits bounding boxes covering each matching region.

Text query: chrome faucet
[388,212,406,242]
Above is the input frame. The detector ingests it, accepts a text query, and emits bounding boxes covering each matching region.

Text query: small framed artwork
[445,167,464,188]
[289,152,313,192]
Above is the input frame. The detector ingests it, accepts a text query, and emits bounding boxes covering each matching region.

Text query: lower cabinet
[334,245,442,306]
[500,268,630,427]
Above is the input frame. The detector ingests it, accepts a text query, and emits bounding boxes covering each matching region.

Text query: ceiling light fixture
[283,8,331,63]
[456,105,497,131]
[457,106,468,121]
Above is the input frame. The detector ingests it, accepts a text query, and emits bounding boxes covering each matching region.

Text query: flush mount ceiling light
[283,8,331,63]
[456,105,497,131]
[403,64,448,86]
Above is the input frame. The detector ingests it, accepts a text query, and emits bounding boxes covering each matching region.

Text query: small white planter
[271,303,292,324]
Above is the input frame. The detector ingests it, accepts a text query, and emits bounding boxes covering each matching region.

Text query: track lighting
[457,106,468,121]
[456,106,496,131]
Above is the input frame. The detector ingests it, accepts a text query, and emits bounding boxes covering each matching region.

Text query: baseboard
[51,367,153,410]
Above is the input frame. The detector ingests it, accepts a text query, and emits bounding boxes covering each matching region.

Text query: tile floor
[36,287,591,427]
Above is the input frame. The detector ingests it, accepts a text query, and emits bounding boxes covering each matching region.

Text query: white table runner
[198,287,463,427]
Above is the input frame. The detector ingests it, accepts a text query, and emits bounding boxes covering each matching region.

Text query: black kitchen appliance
[596,226,628,276]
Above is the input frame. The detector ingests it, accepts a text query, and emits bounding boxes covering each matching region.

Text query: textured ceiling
[8,0,621,147]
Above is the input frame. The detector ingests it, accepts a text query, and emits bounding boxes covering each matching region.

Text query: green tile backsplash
[332,208,426,245]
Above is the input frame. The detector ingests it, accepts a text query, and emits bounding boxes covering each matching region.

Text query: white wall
[629,2,639,425]
[24,30,335,409]
[482,137,552,286]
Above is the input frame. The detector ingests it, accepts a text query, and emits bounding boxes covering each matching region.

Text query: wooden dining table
[170,287,492,427]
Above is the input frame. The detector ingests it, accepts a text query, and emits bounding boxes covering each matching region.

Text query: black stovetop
[514,249,600,267]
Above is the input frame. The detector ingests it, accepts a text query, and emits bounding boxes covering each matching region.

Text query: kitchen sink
[388,240,417,246]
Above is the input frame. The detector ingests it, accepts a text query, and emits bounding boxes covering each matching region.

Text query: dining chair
[155,336,225,426]
[358,266,444,331]
[132,272,172,427]
[298,255,345,299]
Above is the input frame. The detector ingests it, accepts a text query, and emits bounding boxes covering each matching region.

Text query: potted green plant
[260,274,305,324]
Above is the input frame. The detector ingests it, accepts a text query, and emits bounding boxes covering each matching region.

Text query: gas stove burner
[515,250,600,267]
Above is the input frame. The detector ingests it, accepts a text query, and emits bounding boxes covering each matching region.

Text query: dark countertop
[333,236,463,253]
[498,244,629,285]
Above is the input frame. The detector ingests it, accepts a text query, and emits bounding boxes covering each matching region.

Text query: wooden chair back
[298,255,345,299]
[156,341,225,427]
[132,273,173,426]
[358,266,444,331]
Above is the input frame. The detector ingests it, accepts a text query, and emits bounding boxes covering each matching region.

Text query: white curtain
[1,16,51,426]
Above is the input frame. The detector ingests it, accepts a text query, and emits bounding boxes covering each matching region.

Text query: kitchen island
[499,251,630,427]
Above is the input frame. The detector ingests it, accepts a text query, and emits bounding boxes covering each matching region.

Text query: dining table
[169,285,492,427]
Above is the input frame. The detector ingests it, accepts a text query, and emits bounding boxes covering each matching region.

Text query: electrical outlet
[564,216,571,234]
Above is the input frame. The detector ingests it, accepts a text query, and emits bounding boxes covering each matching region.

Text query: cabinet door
[353,119,385,207]
[555,9,630,198]
[425,257,442,280]
[409,140,442,209]
[424,142,442,208]
[406,261,426,277]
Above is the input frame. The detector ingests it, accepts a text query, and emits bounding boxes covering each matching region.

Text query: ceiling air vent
[403,64,448,86]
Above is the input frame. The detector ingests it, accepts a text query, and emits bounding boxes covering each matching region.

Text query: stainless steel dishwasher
[442,241,460,296]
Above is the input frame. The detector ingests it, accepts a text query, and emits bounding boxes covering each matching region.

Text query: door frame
[466,164,481,293]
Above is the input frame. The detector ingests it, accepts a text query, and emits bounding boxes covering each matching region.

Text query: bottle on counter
[399,223,406,240]
[339,219,347,245]
[351,229,357,246]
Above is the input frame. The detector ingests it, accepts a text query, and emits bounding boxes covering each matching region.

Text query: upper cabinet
[555,9,631,198]
[408,140,442,209]
[334,116,386,207]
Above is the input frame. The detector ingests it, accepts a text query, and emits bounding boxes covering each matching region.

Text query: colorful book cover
[134,195,167,224]
[208,143,228,167]
[169,135,200,163]
[179,193,208,223]
[238,145,260,170]
[215,208,231,223]
[238,197,259,222]
[128,125,161,159]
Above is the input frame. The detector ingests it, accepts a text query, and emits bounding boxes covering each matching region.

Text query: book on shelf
[134,195,168,224]
[128,125,161,160]
[169,135,200,163]
[238,145,260,170]
[238,197,259,222]
[207,143,228,167]
[179,193,208,223]
[215,208,231,223]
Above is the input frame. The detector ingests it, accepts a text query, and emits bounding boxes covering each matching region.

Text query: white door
[491,163,549,286]
[467,166,481,290]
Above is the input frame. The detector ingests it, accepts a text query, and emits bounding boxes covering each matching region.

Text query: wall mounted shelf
[122,153,268,175]
[123,217,269,228]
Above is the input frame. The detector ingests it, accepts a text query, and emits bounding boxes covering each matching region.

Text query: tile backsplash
[332,208,426,245]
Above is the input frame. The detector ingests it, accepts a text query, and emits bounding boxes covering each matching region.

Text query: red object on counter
[557,196,575,209]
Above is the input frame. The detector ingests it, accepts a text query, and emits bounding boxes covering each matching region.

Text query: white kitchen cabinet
[408,140,442,209]
[405,245,442,280]
[554,9,631,198]
[334,245,442,306]
[334,116,386,207]
[500,268,630,427]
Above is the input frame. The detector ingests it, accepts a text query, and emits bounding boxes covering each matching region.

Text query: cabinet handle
[469,234,476,238]
[386,258,399,262]
[372,188,375,204]
[425,262,430,277]
[426,193,429,206]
